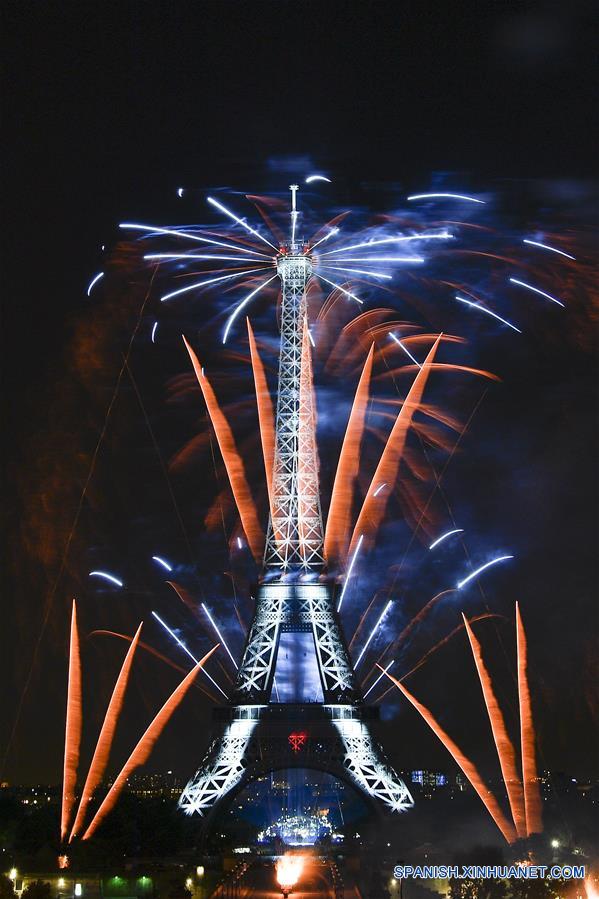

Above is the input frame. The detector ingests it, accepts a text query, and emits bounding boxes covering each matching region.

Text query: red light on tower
[288,732,307,752]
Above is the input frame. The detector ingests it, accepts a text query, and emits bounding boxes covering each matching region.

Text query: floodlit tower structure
[178,186,414,822]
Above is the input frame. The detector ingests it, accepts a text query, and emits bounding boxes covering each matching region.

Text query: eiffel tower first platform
[178,188,414,824]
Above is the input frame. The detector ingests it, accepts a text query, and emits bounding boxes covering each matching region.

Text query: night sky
[2,0,597,791]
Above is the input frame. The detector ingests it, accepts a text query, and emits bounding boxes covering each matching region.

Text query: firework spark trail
[336,534,363,612]
[222,275,278,344]
[455,295,522,333]
[380,388,490,610]
[516,602,543,836]
[349,588,384,652]
[89,571,123,587]
[81,646,219,840]
[315,274,364,305]
[87,272,104,295]
[522,238,576,261]
[359,589,457,688]
[308,228,339,251]
[88,630,218,702]
[325,345,374,567]
[389,332,421,367]
[120,222,266,256]
[246,318,276,511]
[319,232,452,256]
[151,610,228,699]
[152,555,173,572]
[161,268,267,304]
[354,600,393,668]
[247,194,287,246]
[61,600,82,842]
[381,667,516,844]
[376,613,502,702]
[165,581,202,621]
[462,614,526,839]
[429,528,464,549]
[207,196,280,252]
[407,192,485,204]
[363,661,395,698]
[144,253,269,262]
[348,335,442,558]
[183,336,263,561]
[201,603,238,668]
[321,265,394,280]
[376,362,499,383]
[69,623,143,841]
[457,556,514,589]
[509,277,565,308]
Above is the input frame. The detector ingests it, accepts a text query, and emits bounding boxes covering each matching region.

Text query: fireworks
[523,238,576,261]
[456,555,514,589]
[183,336,263,561]
[69,623,143,841]
[61,176,582,838]
[517,601,543,835]
[81,645,218,840]
[455,295,522,333]
[382,665,517,844]
[349,335,442,556]
[382,604,543,843]
[509,277,565,308]
[462,614,526,839]
[86,271,104,296]
[428,528,464,550]
[60,601,82,842]
[88,570,124,587]
[325,346,373,567]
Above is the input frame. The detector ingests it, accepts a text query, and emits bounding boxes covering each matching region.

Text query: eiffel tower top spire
[263,187,325,576]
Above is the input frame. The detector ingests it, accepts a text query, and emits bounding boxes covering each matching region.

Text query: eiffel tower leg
[178,715,258,817]
[331,712,414,813]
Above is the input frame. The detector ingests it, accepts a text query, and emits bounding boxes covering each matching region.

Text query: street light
[196,868,204,879]
[9,870,17,882]
[551,839,560,849]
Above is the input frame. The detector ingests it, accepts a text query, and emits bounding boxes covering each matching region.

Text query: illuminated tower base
[178,583,413,820]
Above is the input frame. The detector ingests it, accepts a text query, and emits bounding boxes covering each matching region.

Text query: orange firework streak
[82,645,218,841]
[516,602,543,835]
[381,668,517,844]
[166,580,202,620]
[325,345,374,567]
[247,318,275,505]
[462,614,526,839]
[298,318,319,564]
[61,600,82,842]
[246,318,282,555]
[89,630,218,702]
[348,336,442,558]
[69,623,143,841]
[183,336,263,563]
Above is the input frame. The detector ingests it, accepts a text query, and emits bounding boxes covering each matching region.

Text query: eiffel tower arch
[179,188,414,827]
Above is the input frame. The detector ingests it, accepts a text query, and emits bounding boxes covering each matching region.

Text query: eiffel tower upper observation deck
[178,186,414,822]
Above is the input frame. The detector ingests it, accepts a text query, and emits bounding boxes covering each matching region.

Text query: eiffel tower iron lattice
[178,187,414,823]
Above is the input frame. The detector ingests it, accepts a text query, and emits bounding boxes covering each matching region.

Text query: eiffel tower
[178,186,414,824]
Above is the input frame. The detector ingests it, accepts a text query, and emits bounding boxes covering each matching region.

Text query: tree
[22,881,52,899]
[0,875,15,899]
